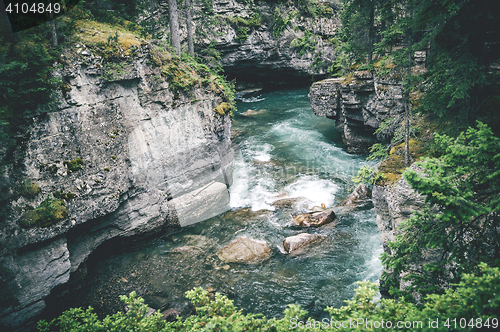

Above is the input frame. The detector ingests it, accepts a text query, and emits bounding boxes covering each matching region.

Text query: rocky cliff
[0,43,234,329]
[144,0,341,87]
[308,71,405,153]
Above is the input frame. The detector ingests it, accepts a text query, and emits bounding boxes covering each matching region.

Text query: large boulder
[292,210,336,227]
[282,233,327,255]
[217,237,272,264]
[335,184,373,213]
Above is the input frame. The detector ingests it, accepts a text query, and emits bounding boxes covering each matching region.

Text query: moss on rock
[377,139,424,185]
[19,198,68,228]
[64,158,83,173]
[214,102,232,116]
[19,179,40,198]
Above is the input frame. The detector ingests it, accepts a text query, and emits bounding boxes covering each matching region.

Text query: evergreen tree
[382,122,500,299]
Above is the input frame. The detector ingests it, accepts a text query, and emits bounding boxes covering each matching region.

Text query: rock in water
[282,233,327,254]
[272,197,307,209]
[242,109,267,116]
[217,237,272,264]
[336,184,373,212]
[161,308,180,322]
[292,210,336,227]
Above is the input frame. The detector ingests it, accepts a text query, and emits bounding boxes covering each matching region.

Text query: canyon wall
[0,44,234,329]
[309,71,405,153]
[144,0,342,87]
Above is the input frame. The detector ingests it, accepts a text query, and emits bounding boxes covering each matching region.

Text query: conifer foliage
[382,122,500,299]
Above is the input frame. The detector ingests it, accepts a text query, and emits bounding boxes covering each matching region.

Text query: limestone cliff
[308,72,405,153]
[143,0,341,87]
[0,43,234,328]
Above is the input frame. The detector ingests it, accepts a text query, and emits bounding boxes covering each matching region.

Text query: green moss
[19,197,68,228]
[60,83,72,94]
[64,158,84,173]
[19,179,41,198]
[377,140,425,185]
[214,102,232,116]
[40,164,58,174]
[53,191,76,201]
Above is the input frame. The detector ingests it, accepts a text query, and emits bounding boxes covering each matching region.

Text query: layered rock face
[0,45,233,328]
[145,0,341,87]
[372,165,425,255]
[309,72,405,153]
[371,164,426,293]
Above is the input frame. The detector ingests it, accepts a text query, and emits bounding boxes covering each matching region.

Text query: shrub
[53,191,76,201]
[19,197,68,228]
[38,264,500,331]
[352,165,385,186]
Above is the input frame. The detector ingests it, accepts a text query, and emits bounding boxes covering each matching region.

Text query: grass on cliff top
[74,20,145,48]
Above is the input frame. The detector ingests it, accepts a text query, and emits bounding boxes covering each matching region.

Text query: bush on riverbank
[37,263,500,331]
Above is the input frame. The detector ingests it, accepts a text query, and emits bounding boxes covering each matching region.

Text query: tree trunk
[50,16,58,47]
[367,1,375,63]
[168,0,181,56]
[185,0,194,55]
[48,0,58,46]
[404,2,413,167]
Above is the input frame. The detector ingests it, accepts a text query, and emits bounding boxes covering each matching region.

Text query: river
[51,87,383,320]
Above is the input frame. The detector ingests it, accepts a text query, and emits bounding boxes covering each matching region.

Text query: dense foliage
[38,263,500,331]
[338,0,500,130]
[0,20,58,163]
[382,122,500,299]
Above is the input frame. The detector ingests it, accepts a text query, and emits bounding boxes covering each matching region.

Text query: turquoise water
[80,87,383,319]
[164,88,383,317]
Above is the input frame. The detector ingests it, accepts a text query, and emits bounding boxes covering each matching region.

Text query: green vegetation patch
[19,197,68,228]
[19,179,41,198]
[53,191,76,201]
[38,263,500,331]
[64,158,83,174]
[213,102,232,116]
[291,30,317,56]
[376,139,424,185]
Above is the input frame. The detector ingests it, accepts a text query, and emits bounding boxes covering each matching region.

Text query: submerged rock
[272,197,307,209]
[242,109,267,116]
[176,235,215,250]
[169,246,205,256]
[217,237,272,264]
[292,210,336,227]
[335,184,373,213]
[251,159,283,168]
[311,203,327,212]
[282,233,327,254]
[222,208,272,221]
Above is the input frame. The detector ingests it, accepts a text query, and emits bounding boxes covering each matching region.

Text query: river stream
[57,87,383,320]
